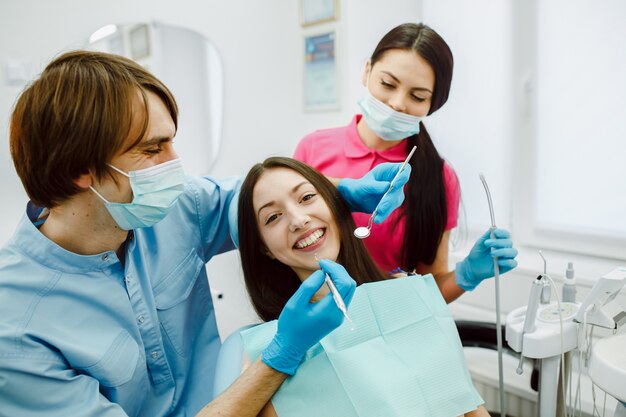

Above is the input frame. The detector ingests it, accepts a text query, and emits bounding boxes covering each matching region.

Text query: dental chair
[456,320,538,388]
[213,324,256,397]
[457,320,540,417]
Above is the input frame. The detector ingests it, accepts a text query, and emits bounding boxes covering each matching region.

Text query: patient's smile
[294,228,325,250]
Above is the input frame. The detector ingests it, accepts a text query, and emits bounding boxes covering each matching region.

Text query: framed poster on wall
[301,0,338,27]
[303,31,338,111]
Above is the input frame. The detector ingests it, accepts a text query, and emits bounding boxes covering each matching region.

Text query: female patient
[235,156,490,417]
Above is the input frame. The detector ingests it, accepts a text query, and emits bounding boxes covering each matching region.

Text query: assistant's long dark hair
[370,23,454,271]
[238,157,385,322]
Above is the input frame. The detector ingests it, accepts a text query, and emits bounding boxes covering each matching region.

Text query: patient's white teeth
[295,229,324,249]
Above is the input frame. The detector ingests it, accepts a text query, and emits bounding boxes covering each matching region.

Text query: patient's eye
[301,193,316,203]
[265,213,280,225]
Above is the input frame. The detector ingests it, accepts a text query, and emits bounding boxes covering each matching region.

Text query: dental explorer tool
[479,173,506,417]
[354,145,417,239]
[315,253,352,323]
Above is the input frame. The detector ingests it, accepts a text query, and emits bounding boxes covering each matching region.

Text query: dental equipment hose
[479,174,506,417]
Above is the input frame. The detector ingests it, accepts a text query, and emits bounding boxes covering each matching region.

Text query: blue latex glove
[337,162,411,224]
[262,259,357,375]
[455,228,519,291]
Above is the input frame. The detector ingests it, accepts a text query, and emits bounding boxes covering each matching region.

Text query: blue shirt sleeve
[0,357,128,417]
[180,176,242,262]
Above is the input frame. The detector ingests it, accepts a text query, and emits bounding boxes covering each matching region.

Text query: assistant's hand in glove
[455,228,518,291]
[337,162,411,224]
[262,259,356,375]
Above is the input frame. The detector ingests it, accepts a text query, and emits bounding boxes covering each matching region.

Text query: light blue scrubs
[0,176,241,417]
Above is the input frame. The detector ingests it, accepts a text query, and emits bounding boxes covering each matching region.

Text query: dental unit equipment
[479,173,507,417]
[539,252,552,305]
[516,275,543,375]
[353,145,417,239]
[507,257,626,417]
[573,268,626,330]
[315,253,352,324]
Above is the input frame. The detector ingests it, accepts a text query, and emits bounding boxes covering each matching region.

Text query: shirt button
[151,351,159,359]
[137,315,145,324]
[101,253,109,261]
[125,275,131,285]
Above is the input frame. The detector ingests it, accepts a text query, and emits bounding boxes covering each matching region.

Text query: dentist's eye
[381,80,395,89]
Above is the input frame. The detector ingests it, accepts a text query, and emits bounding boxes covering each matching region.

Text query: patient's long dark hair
[370,23,455,271]
[238,157,385,322]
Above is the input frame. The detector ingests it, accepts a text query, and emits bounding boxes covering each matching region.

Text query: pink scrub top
[294,115,460,273]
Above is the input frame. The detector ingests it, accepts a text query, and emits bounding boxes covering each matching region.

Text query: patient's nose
[289,211,311,232]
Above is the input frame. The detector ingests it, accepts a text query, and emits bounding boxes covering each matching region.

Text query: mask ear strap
[89,186,111,204]
[107,164,130,178]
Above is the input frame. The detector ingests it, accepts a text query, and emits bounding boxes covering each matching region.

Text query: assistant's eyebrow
[381,71,433,93]
[257,181,310,217]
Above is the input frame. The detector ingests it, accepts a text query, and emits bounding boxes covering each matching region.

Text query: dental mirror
[354,225,371,239]
[353,145,417,239]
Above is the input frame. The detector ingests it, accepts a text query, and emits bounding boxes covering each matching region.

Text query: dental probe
[354,145,417,239]
[315,253,352,323]
[479,173,506,417]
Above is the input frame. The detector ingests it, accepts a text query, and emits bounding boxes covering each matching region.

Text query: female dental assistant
[294,23,518,303]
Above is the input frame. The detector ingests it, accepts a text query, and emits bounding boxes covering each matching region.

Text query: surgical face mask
[358,92,425,141]
[90,158,185,230]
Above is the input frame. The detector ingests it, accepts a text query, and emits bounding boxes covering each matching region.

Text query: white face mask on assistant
[90,158,186,230]
[358,91,426,141]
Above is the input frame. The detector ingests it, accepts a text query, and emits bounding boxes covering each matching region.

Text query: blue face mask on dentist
[358,91,426,141]
[90,158,185,230]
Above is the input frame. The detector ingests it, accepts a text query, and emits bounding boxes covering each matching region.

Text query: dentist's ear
[73,172,93,189]
[362,60,372,87]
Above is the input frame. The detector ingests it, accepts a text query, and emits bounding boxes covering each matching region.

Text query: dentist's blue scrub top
[0,176,241,417]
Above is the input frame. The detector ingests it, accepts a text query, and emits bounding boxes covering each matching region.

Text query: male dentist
[0,50,410,417]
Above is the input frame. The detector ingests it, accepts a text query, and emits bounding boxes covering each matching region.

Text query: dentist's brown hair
[10,50,178,208]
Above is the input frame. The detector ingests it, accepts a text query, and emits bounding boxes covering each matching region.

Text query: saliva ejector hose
[479,173,506,417]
